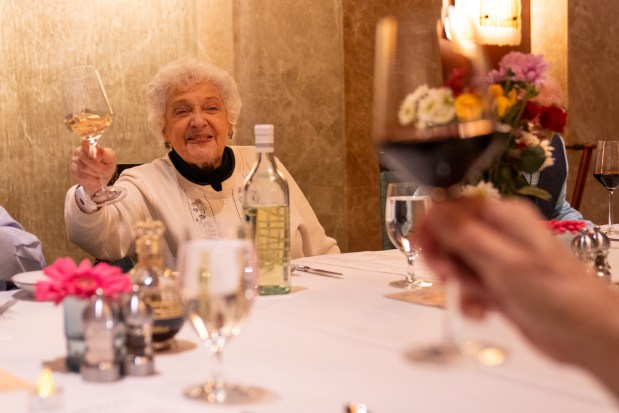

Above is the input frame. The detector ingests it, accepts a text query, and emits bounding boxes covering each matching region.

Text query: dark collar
[168,147,235,191]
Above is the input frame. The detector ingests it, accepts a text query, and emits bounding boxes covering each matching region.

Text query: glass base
[389,278,434,289]
[405,343,460,365]
[459,339,507,366]
[405,340,507,366]
[184,381,267,404]
[92,186,126,206]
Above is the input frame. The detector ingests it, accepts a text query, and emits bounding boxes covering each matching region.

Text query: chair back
[565,143,596,210]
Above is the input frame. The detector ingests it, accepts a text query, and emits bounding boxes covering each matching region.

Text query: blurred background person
[0,206,45,290]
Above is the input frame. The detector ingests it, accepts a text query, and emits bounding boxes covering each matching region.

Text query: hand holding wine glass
[593,140,619,235]
[60,65,125,206]
[372,9,505,364]
[178,238,266,404]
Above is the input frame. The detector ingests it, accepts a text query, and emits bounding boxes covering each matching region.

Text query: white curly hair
[146,56,242,143]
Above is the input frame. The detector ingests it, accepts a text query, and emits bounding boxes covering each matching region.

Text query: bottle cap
[254,124,274,152]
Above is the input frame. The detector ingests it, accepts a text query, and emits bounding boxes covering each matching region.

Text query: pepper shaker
[81,289,124,382]
[591,226,612,284]
[123,286,155,376]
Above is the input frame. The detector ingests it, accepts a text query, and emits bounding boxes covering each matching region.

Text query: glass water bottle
[243,124,291,295]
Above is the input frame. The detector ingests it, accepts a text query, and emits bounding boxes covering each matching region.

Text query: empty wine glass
[178,238,266,404]
[60,65,125,206]
[385,182,433,289]
[373,8,505,365]
[593,141,619,235]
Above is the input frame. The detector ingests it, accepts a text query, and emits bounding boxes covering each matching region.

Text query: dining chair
[565,143,596,210]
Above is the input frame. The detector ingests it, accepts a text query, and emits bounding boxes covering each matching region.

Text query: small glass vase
[63,296,89,373]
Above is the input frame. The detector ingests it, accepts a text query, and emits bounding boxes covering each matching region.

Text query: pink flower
[545,219,586,235]
[35,257,132,304]
[488,52,548,87]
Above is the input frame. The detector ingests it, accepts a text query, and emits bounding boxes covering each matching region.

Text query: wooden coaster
[385,284,445,308]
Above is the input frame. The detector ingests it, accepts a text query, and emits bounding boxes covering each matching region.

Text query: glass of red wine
[593,141,619,235]
[372,9,506,365]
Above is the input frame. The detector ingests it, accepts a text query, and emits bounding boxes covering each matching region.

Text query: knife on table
[294,265,343,279]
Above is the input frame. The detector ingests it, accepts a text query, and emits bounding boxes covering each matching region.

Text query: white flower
[416,87,455,129]
[398,85,429,126]
[461,181,501,199]
[515,131,540,147]
[539,139,555,170]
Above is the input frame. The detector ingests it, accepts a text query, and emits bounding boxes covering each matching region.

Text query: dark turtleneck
[168,147,235,192]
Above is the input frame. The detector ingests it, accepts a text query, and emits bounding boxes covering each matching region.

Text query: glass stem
[608,190,615,233]
[405,254,416,283]
[88,140,107,193]
[209,340,226,402]
[443,279,459,351]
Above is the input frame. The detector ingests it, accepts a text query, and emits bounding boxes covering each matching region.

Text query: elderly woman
[64,57,339,268]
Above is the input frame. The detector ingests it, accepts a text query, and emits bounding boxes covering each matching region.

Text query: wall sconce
[458,0,522,46]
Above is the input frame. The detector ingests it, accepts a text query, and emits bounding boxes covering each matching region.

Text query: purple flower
[488,52,548,87]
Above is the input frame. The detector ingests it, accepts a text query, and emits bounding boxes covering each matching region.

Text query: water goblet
[384,182,433,289]
[372,8,506,365]
[593,140,619,235]
[60,65,125,206]
[178,238,266,404]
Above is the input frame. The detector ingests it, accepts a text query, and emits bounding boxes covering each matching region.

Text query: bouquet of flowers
[483,52,567,200]
[35,257,132,304]
[398,51,567,200]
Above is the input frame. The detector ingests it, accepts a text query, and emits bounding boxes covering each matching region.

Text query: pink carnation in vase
[35,257,132,304]
[488,51,548,87]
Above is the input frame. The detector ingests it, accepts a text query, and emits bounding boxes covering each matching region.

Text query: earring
[164,141,171,149]
[228,131,233,140]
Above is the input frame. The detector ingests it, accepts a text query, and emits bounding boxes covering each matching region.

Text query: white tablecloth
[1,246,618,413]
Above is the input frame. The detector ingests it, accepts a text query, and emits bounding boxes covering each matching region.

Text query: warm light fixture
[457,0,522,46]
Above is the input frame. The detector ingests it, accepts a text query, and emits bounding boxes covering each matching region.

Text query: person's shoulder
[229,146,256,168]
[119,156,176,181]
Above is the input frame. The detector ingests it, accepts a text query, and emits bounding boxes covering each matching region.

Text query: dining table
[1,240,619,413]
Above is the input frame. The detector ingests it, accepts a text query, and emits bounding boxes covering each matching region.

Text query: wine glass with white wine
[178,238,267,404]
[373,8,506,365]
[60,65,125,205]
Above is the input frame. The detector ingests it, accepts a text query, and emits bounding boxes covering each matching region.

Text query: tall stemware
[593,141,619,235]
[178,238,266,404]
[60,65,125,206]
[372,9,506,364]
[384,182,433,289]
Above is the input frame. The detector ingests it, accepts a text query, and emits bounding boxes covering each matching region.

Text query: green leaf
[516,147,546,173]
[517,185,552,201]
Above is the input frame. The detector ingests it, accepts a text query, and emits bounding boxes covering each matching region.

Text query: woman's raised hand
[70,140,118,196]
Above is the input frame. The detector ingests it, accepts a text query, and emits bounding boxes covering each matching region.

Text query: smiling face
[163,82,231,170]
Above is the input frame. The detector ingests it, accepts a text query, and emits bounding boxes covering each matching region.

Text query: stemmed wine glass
[178,238,266,404]
[385,182,433,288]
[60,65,125,205]
[372,9,505,364]
[593,140,619,235]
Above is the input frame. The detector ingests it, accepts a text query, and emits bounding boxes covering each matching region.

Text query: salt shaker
[591,226,612,284]
[571,228,595,265]
[123,286,155,376]
[81,289,123,382]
